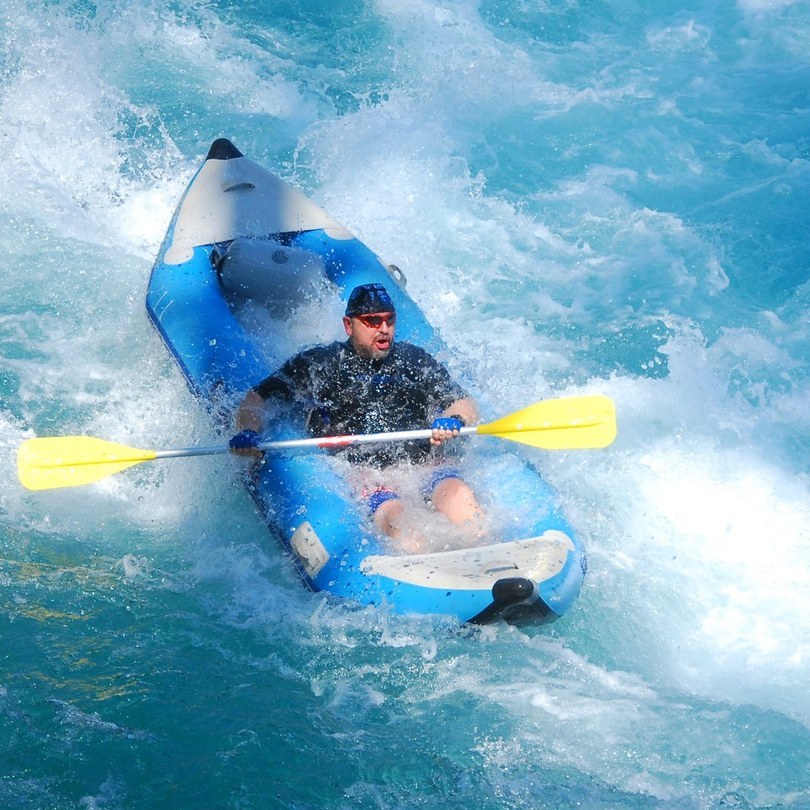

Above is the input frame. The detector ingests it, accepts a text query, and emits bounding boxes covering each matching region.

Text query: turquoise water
[2,1,810,807]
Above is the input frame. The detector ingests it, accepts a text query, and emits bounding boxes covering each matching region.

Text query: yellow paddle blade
[477,394,616,450]
[17,437,158,491]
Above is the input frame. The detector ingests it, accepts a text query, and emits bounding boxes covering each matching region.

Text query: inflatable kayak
[146,138,589,624]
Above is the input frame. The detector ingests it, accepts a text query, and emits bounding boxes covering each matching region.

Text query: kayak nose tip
[492,576,536,604]
[469,576,545,625]
[207,138,244,161]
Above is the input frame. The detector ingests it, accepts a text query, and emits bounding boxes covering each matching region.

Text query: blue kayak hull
[146,139,586,624]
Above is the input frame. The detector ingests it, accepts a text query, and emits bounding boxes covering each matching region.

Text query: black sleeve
[252,373,292,402]
[252,361,294,402]
[410,345,467,412]
[251,344,338,403]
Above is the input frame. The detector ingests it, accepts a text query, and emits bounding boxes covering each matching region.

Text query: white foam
[3,0,809,745]
[550,327,810,724]
[737,0,800,12]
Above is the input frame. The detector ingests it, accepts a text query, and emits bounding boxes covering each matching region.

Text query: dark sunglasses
[355,312,396,329]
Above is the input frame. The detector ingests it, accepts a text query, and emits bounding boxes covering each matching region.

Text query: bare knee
[373,497,405,537]
[430,478,482,525]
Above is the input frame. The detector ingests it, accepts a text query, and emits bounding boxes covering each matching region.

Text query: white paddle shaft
[152,426,477,459]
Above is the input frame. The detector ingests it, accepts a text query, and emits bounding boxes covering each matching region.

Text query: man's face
[343,312,397,360]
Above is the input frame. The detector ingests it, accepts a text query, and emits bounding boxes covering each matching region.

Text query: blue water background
[1,0,809,807]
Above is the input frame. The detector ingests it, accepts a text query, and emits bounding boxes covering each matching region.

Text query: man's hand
[430,416,464,446]
[229,429,263,458]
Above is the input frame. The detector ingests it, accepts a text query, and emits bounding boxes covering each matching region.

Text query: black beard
[352,338,393,361]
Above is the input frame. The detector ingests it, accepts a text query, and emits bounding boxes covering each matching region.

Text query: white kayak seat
[216,237,327,313]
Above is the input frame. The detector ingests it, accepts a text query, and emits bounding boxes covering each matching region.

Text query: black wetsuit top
[252,340,466,467]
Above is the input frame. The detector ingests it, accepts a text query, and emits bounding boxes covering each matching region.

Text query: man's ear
[342,315,352,336]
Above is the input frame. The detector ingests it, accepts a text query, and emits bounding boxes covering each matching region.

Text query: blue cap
[345,283,396,316]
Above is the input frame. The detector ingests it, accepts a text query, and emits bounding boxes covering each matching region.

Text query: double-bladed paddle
[17,394,616,492]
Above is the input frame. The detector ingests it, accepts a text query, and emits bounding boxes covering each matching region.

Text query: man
[230,282,483,550]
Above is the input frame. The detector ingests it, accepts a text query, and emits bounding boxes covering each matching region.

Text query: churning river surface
[1,0,809,807]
